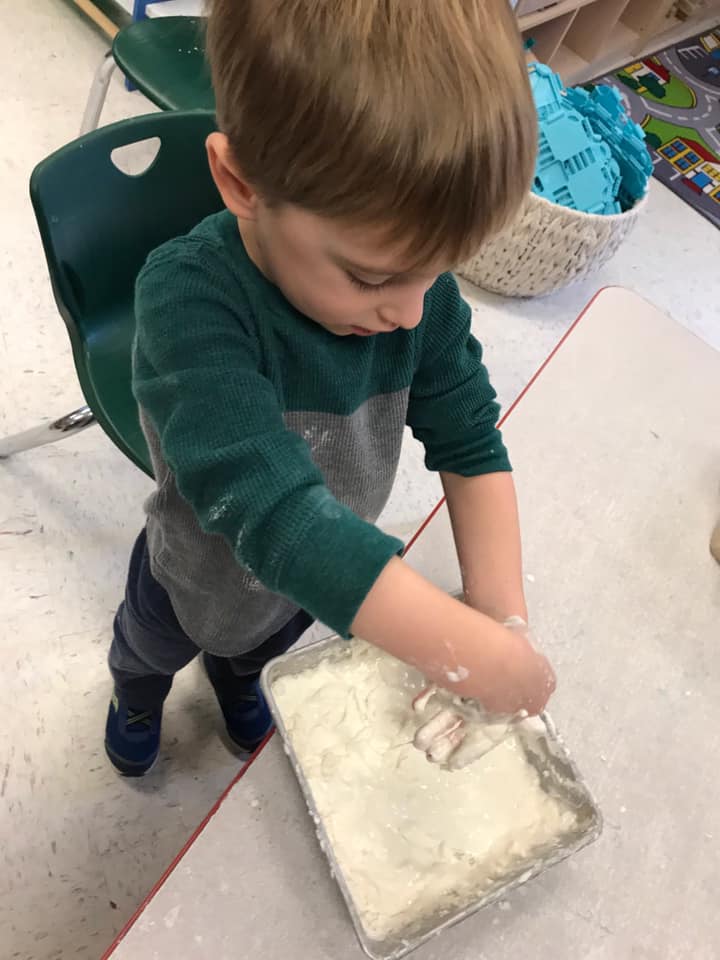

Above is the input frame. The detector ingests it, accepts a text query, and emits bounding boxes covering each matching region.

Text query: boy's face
[244,202,446,337]
[207,130,448,338]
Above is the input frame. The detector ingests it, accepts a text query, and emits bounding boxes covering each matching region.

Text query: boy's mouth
[350,325,378,336]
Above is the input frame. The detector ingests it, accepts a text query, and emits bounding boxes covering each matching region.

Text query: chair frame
[80,0,155,134]
[0,407,96,459]
[80,51,119,135]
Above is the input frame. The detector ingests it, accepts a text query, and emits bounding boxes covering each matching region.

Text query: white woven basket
[458,190,648,298]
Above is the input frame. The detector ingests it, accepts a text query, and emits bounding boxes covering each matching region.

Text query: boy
[105,0,555,776]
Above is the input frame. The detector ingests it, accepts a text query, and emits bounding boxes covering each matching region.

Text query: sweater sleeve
[406,273,511,476]
[133,249,402,638]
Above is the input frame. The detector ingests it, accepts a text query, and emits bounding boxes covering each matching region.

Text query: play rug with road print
[596,25,720,229]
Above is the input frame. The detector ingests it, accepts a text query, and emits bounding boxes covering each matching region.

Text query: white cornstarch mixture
[272,642,578,940]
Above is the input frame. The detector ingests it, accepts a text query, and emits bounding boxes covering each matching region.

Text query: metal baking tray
[261,635,602,960]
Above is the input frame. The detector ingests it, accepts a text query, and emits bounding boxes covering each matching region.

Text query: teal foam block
[529,63,650,215]
[566,84,653,211]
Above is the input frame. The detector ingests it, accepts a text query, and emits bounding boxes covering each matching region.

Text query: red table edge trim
[102,285,610,958]
[99,729,274,959]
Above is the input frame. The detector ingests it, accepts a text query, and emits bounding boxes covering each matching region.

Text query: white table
[104,288,720,960]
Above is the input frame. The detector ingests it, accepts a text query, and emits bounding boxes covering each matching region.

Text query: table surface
[105,288,720,960]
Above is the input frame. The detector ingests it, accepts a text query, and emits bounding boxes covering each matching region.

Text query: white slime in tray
[272,642,578,940]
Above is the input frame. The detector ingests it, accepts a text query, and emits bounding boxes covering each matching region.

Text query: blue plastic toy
[565,83,653,211]
[528,63,651,215]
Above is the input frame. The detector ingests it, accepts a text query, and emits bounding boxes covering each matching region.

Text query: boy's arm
[352,555,550,716]
[441,471,527,623]
[407,274,526,623]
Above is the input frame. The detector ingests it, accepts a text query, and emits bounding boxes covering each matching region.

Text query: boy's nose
[377,294,424,331]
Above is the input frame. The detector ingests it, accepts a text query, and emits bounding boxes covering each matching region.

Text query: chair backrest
[30,110,223,472]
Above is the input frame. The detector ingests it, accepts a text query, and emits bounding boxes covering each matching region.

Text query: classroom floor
[1,3,719,959]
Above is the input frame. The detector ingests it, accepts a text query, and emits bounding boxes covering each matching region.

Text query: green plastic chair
[0,110,222,474]
[80,16,214,134]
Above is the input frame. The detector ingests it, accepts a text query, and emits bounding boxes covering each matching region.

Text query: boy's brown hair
[207,0,536,266]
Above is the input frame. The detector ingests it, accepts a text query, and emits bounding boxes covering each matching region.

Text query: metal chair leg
[0,406,97,459]
[80,52,118,135]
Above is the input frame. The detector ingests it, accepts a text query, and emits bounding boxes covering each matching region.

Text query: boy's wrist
[464,592,528,627]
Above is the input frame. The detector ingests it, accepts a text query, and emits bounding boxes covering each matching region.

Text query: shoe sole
[104,740,159,778]
[223,721,273,755]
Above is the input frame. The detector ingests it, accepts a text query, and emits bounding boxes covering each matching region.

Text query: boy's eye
[347,272,390,293]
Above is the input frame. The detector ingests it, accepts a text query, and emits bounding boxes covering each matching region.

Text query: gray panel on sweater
[141,389,409,655]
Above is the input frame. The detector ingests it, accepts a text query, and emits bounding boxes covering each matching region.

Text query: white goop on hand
[412,617,534,770]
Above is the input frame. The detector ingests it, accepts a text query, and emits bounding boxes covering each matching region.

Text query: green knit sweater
[133,210,510,654]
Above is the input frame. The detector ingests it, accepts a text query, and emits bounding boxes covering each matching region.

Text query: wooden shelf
[518,0,597,31]
[605,19,642,59]
[564,0,631,62]
[516,0,720,86]
[550,44,589,84]
[523,11,578,63]
[579,20,649,81]
[622,0,675,36]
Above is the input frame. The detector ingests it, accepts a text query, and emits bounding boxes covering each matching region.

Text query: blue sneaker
[203,653,273,753]
[104,691,161,777]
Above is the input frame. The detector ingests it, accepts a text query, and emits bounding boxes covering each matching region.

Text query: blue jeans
[109,529,314,708]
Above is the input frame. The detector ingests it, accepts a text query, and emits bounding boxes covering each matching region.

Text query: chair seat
[113,17,214,113]
[79,302,151,476]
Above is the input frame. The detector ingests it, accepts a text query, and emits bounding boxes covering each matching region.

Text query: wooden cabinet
[518,0,720,83]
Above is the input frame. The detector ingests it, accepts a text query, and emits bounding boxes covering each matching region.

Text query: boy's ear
[206,132,259,220]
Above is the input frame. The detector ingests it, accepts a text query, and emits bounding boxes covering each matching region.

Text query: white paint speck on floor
[0,3,718,959]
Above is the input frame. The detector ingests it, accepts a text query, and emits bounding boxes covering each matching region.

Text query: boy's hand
[352,559,556,717]
[412,617,555,769]
[482,615,555,715]
[448,618,554,716]
[412,686,516,769]
[446,617,554,714]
